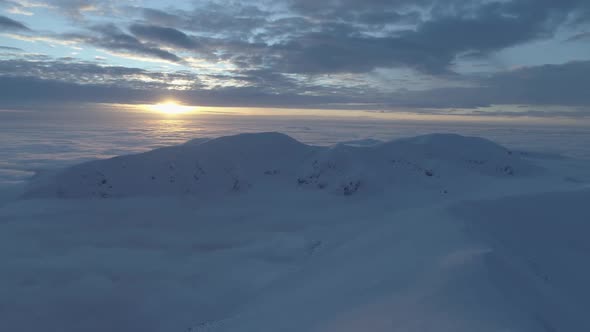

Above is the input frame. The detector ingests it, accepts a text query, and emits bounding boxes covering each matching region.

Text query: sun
[148,101,195,115]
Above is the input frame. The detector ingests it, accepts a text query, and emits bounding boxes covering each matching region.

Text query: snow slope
[1,132,589,332]
[452,189,590,331]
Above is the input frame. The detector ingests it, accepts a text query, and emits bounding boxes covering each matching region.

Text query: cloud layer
[0,0,589,114]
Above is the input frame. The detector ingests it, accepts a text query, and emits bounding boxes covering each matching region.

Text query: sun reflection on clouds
[146,101,197,115]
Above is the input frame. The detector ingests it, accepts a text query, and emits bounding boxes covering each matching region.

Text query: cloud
[0,57,205,90]
[77,24,184,63]
[0,74,351,109]
[381,61,590,109]
[264,0,590,75]
[6,0,590,75]
[1,0,590,112]
[468,109,590,119]
[0,14,30,31]
[0,45,23,51]
[1,58,589,114]
[94,0,590,76]
[41,0,115,20]
[139,8,179,27]
[484,60,590,106]
[138,3,269,36]
[566,31,590,42]
[0,76,157,105]
[269,30,452,74]
[129,24,199,50]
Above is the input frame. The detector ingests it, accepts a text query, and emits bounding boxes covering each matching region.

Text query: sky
[0,0,590,120]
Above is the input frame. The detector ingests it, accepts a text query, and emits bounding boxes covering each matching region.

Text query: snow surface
[1,132,590,332]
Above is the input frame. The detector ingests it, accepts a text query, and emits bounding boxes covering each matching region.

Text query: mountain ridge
[24,132,536,199]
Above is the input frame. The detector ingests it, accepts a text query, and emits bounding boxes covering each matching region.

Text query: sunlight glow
[147,101,196,115]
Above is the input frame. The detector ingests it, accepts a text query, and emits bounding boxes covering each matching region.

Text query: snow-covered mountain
[2,132,590,332]
[25,132,535,199]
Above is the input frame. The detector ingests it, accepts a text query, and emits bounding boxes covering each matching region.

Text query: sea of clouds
[2,112,590,188]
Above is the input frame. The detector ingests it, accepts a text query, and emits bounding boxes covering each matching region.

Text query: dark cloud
[270,31,452,74]
[383,61,590,108]
[140,8,179,26]
[265,0,590,74]
[287,0,590,23]
[566,31,590,42]
[467,109,590,119]
[354,10,422,26]
[0,24,185,64]
[137,3,268,36]
[0,45,23,51]
[287,0,427,17]
[0,58,200,90]
[0,76,156,105]
[129,24,199,49]
[233,69,300,94]
[0,15,30,31]
[45,0,117,20]
[83,24,183,63]
[484,60,590,106]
